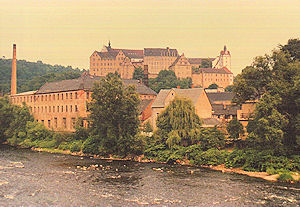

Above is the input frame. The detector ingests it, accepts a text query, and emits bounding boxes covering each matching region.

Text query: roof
[211,104,240,115]
[11,90,37,96]
[188,58,215,65]
[36,74,157,95]
[207,92,234,104]
[138,99,154,113]
[110,48,144,59]
[169,56,181,67]
[144,48,178,56]
[202,118,220,127]
[152,88,204,108]
[96,51,119,59]
[193,67,233,74]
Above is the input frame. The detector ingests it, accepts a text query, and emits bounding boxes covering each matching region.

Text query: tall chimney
[11,44,17,95]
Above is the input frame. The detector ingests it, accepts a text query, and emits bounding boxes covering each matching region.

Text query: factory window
[41,106,43,113]
[70,93,73,99]
[49,95,51,101]
[48,120,51,128]
[41,120,44,125]
[53,106,55,113]
[41,96,43,101]
[61,106,63,112]
[54,118,57,128]
[34,107,36,113]
[71,118,76,128]
[61,94,64,100]
[53,95,55,101]
[66,93,68,99]
[45,106,47,112]
[57,106,59,113]
[70,105,73,112]
[57,94,59,100]
[49,106,51,113]
[75,105,78,112]
[66,105,68,112]
[45,95,47,101]
[75,92,78,99]
[86,92,90,99]
[31,96,33,102]
[63,118,67,128]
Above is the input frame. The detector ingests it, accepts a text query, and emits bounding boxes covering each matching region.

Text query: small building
[192,67,233,88]
[169,54,192,79]
[151,88,213,129]
[237,100,257,128]
[207,92,240,122]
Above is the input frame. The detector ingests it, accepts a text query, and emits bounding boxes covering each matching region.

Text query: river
[0,144,299,206]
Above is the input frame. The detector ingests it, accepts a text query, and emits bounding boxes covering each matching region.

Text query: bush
[278,171,295,182]
[82,135,100,154]
[193,149,228,166]
[70,140,83,152]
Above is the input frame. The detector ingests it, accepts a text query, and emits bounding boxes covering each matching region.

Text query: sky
[0,0,300,75]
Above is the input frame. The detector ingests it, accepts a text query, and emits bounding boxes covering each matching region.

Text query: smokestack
[143,65,149,87]
[11,44,17,95]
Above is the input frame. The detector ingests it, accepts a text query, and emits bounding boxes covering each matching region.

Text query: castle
[90,42,233,88]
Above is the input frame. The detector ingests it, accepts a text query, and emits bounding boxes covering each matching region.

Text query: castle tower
[11,44,17,95]
[219,45,231,69]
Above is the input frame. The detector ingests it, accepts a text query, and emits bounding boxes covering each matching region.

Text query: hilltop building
[168,53,192,79]
[213,45,231,70]
[192,67,234,88]
[90,41,143,79]
[143,47,179,78]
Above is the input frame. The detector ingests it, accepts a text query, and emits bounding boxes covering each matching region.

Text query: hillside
[0,59,84,94]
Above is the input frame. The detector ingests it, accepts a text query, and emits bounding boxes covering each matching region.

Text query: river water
[0,144,299,206]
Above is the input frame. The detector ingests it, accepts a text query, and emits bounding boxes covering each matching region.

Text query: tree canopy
[149,70,192,93]
[233,39,300,151]
[88,73,141,156]
[132,66,144,80]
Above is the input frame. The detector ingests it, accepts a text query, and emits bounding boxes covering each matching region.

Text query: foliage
[232,39,300,150]
[192,149,229,166]
[148,70,192,93]
[225,85,234,92]
[196,127,226,150]
[280,38,300,61]
[277,172,295,182]
[82,135,101,155]
[89,73,140,156]
[226,118,244,140]
[156,98,201,147]
[0,58,83,94]
[247,94,288,149]
[0,97,15,142]
[143,121,153,133]
[133,67,144,80]
[208,83,218,89]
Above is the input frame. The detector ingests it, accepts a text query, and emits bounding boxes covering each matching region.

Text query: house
[151,88,219,129]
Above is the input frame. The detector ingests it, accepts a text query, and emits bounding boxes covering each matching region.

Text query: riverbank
[31,146,300,183]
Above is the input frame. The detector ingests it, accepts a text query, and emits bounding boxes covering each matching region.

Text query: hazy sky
[1,0,300,75]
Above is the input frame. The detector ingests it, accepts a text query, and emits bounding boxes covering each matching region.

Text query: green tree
[226,118,244,140]
[280,38,300,61]
[148,70,192,93]
[208,83,218,89]
[89,73,140,156]
[225,85,234,92]
[247,94,288,149]
[133,67,144,80]
[0,97,15,143]
[156,98,202,147]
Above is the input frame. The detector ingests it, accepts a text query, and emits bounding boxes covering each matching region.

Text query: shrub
[70,140,83,152]
[193,148,228,166]
[278,171,295,182]
[82,135,100,154]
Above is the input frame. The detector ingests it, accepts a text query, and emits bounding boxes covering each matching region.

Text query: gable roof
[207,92,234,104]
[36,74,157,95]
[110,48,144,59]
[152,88,204,108]
[188,58,215,65]
[96,51,119,59]
[144,48,179,56]
[138,99,154,113]
[211,104,240,115]
[193,67,233,74]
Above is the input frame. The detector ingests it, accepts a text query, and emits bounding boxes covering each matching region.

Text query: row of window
[204,78,230,82]
[40,117,76,129]
[13,92,90,104]
[32,105,79,113]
